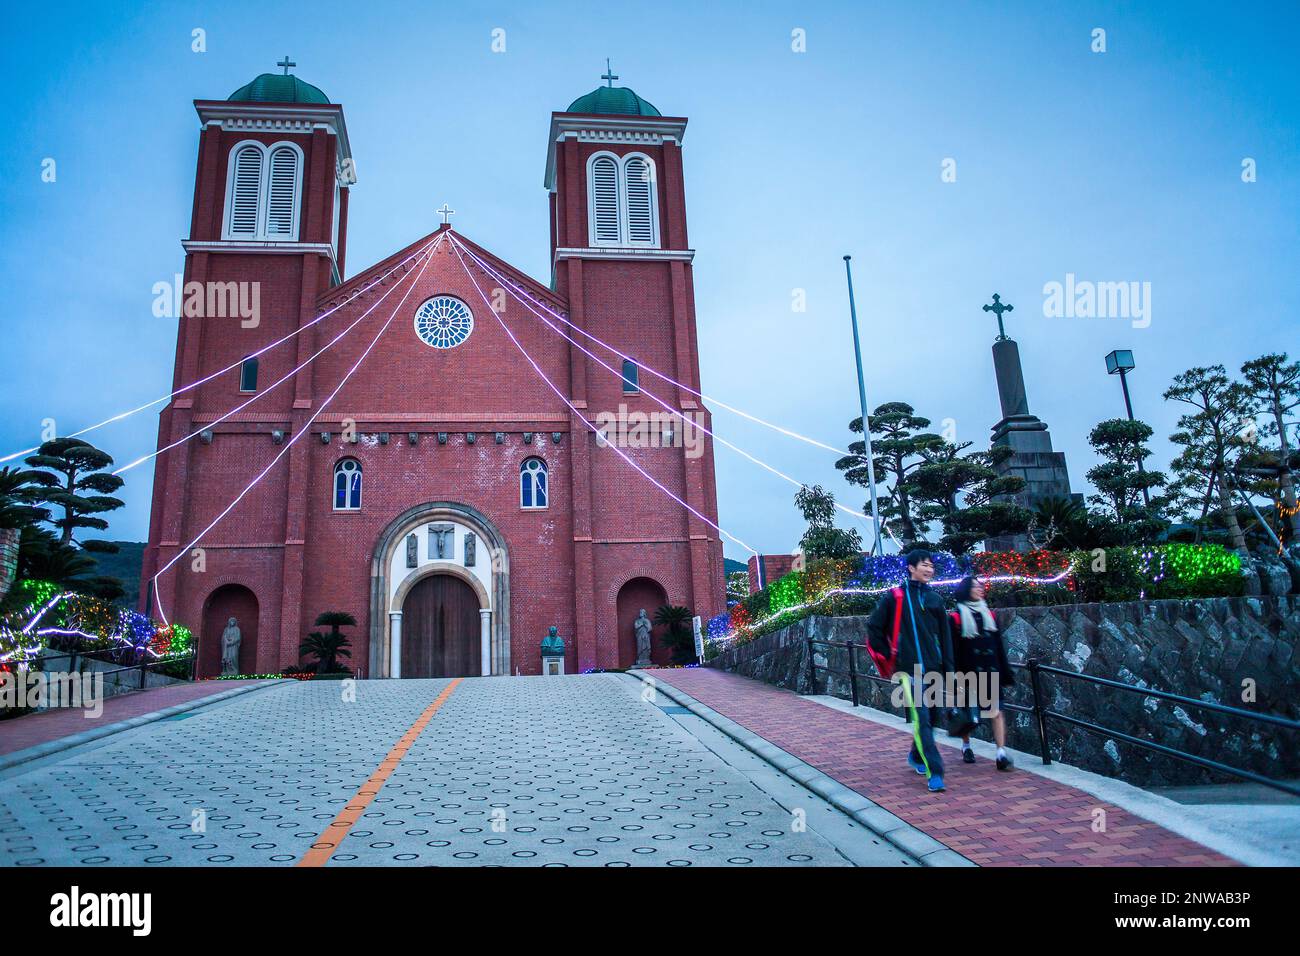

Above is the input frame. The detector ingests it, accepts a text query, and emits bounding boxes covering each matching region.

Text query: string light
[452,240,846,455]
[152,235,440,624]
[113,239,442,476]
[450,235,880,535]
[1,234,443,465]
[1,581,192,666]
[450,238,757,556]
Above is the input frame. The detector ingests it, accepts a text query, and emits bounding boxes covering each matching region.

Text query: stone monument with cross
[982,293,1081,550]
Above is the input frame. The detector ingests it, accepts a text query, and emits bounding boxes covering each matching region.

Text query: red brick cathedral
[140,68,726,678]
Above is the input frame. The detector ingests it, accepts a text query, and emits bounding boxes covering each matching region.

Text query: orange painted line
[296,678,463,867]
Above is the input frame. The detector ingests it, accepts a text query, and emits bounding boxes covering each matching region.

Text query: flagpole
[843,255,883,554]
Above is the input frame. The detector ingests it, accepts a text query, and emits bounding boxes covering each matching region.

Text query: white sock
[996,747,1006,759]
[962,742,972,752]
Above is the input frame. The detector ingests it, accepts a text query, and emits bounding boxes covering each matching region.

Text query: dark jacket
[866,579,955,678]
[951,602,1016,688]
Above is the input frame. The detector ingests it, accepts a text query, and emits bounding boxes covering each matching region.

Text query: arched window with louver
[588,154,621,245]
[623,155,658,245]
[222,140,303,241]
[225,144,264,238]
[264,145,301,238]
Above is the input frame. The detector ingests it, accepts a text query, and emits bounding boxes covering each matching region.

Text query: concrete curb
[0,680,289,774]
[629,670,975,867]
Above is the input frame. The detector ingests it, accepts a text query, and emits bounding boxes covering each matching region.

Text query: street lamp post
[843,255,883,554]
[1105,349,1150,506]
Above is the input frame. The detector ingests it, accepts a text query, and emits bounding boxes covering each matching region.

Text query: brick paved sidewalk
[649,668,1237,866]
[0,680,270,758]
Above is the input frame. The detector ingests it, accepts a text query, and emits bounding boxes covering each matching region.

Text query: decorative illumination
[1,235,443,465]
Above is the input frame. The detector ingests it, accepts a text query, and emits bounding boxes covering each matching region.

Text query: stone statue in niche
[464,532,476,567]
[633,609,653,666]
[405,533,418,568]
[429,523,454,560]
[220,617,242,676]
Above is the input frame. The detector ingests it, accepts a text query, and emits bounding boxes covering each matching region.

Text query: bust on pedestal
[540,626,565,676]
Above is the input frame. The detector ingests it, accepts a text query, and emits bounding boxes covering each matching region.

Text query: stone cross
[982,293,1014,341]
[437,203,455,226]
[602,58,618,87]
[277,56,296,75]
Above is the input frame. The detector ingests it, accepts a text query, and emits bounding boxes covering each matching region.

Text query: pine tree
[24,438,125,552]
[904,443,1032,554]
[1084,418,1170,544]
[1240,353,1300,541]
[1164,366,1252,554]
[835,402,943,546]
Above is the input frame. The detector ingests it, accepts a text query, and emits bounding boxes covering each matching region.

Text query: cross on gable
[277,55,296,75]
[437,203,455,226]
[982,293,1014,340]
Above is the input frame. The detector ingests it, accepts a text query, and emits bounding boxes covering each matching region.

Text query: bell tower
[141,62,355,669]
[545,70,725,668]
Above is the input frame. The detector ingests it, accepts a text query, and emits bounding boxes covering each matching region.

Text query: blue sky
[1,1,1297,561]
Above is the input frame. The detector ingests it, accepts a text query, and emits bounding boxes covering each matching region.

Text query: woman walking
[950,576,1016,771]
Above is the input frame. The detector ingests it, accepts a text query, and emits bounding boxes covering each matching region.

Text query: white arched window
[265,146,301,237]
[589,155,621,244]
[226,144,263,237]
[623,156,657,245]
[520,458,548,509]
[223,141,303,240]
[586,152,660,247]
[333,458,362,511]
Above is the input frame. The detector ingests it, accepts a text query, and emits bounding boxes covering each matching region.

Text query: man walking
[866,549,956,792]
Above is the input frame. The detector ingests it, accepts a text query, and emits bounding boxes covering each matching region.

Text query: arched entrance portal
[401,573,482,678]
[616,577,669,668]
[200,584,258,678]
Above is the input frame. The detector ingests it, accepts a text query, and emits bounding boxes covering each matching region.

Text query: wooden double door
[401,574,481,678]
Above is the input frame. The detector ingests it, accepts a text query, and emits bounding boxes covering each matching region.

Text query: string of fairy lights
[150,233,443,625]
[2,221,1256,661]
[0,235,442,466]
[448,238,756,556]
[450,236,894,547]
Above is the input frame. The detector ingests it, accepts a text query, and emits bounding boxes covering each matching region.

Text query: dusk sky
[2,0,1296,561]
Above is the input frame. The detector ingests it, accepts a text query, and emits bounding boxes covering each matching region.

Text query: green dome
[565,85,660,116]
[228,73,330,104]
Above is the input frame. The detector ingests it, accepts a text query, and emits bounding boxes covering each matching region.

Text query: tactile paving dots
[0,675,848,867]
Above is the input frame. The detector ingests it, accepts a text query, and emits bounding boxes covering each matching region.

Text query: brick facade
[140,85,725,677]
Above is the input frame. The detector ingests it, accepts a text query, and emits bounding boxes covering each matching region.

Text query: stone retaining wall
[708,596,1300,788]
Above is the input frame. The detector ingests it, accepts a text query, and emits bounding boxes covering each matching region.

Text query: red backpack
[866,587,905,678]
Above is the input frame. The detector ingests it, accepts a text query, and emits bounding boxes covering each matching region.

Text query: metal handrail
[7,648,198,690]
[806,634,1300,797]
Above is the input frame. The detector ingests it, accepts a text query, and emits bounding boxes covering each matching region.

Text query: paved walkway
[0,675,896,867]
[0,680,268,758]
[646,668,1237,866]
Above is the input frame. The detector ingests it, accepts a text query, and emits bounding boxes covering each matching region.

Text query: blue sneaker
[907,752,927,775]
[927,774,946,793]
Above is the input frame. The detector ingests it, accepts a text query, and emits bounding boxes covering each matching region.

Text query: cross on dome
[277,55,296,75]
[601,58,619,87]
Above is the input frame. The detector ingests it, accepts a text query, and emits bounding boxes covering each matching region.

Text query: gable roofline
[316,226,568,314]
